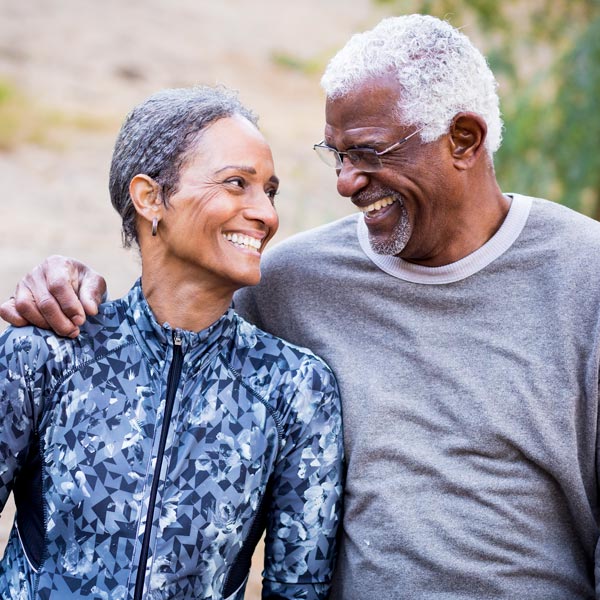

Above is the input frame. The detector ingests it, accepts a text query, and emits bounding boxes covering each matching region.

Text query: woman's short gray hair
[320,14,502,158]
[109,85,257,248]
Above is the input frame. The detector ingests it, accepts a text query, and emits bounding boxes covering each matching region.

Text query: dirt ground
[0,0,392,595]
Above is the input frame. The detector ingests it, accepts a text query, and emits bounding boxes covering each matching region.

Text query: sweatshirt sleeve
[261,357,344,600]
[233,286,264,330]
[0,327,48,513]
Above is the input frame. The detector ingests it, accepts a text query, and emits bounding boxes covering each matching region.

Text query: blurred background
[1,0,598,597]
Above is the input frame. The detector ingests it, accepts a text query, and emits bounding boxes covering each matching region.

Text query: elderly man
[4,14,600,600]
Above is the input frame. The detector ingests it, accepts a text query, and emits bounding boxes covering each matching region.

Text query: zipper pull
[173,330,183,346]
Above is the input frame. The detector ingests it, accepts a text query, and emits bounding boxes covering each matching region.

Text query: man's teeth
[223,233,262,250]
[360,196,396,213]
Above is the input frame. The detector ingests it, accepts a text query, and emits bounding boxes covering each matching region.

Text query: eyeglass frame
[313,127,423,172]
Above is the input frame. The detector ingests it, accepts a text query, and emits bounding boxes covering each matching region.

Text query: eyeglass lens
[314,145,382,171]
[314,145,340,167]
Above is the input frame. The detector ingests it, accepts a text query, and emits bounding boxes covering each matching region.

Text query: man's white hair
[321,14,502,157]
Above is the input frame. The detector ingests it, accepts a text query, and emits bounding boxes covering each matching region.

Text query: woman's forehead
[189,116,272,162]
[181,117,276,182]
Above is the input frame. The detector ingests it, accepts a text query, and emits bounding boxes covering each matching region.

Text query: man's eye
[350,149,379,166]
[266,189,279,203]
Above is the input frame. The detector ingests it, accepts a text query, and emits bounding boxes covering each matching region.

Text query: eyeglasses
[313,128,423,172]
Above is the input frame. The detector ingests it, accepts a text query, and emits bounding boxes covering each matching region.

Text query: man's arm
[0,255,107,338]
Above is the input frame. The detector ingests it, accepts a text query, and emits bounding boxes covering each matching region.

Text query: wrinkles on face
[372,135,425,174]
[165,181,219,239]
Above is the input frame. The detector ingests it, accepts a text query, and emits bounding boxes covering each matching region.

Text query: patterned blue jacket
[0,280,344,599]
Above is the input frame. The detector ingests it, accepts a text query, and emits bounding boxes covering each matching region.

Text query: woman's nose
[245,192,279,231]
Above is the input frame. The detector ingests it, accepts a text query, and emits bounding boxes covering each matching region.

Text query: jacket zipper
[133,330,184,600]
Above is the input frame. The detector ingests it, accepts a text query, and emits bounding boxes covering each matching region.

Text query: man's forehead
[325,76,401,128]
[324,98,405,147]
[326,72,400,103]
[324,122,392,146]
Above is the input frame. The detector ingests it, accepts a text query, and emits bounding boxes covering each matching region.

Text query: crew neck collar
[356,193,532,284]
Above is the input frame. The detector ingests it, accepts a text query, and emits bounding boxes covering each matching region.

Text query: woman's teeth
[360,196,396,213]
[223,233,262,250]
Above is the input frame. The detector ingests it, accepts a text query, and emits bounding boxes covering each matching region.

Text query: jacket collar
[123,279,236,368]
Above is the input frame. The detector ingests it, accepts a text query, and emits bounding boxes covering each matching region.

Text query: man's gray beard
[368,208,411,256]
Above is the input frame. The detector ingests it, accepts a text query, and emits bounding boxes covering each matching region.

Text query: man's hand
[0,255,108,338]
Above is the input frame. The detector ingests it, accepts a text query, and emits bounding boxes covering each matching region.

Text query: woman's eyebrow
[215,165,257,175]
[215,165,279,185]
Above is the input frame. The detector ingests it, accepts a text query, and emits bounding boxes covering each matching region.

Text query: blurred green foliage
[0,77,113,152]
[0,79,28,150]
[270,50,325,75]
[374,0,600,218]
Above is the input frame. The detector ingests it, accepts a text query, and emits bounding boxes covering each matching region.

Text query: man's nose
[336,157,369,198]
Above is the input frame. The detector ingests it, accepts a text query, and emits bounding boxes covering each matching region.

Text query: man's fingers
[43,274,87,326]
[0,255,107,337]
[0,297,29,327]
[12,280,53,330]
[43,255,89,324]
[17,274,81,338]
[76,267,107,317]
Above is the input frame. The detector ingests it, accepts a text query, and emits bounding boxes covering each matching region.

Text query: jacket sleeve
[261,357,344,600]
[0,327,48,513]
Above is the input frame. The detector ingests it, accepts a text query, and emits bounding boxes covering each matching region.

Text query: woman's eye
[266,189,279,203]
[226,177,245,188]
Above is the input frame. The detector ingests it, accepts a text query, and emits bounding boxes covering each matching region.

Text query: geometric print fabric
[0,279,344,599]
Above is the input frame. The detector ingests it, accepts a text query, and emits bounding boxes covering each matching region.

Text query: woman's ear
[449,112,487,170]
[129,174,163,225]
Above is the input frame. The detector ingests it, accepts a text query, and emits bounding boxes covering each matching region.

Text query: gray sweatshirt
[235,194,600,599]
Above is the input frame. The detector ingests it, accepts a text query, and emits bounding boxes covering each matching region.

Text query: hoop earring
[151,217,159,237]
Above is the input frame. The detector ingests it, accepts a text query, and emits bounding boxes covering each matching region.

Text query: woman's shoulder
[232,312,334,376]
[0,324,83,403]
[80,295,129,336]
[226,313,340,420]
[1,323,75,367]
[0,296,132,385]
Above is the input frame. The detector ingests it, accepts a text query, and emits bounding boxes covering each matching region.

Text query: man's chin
[367,220,412,256]
[365,202,411,256]
[368,234,409,256]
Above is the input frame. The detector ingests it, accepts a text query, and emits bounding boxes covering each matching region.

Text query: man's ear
[129,174,163,224]
[449,112,487,170]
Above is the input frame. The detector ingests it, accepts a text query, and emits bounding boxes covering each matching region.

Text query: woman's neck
[140,269,234,333]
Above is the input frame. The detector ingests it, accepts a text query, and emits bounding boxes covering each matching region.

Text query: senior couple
[2,14,600,600]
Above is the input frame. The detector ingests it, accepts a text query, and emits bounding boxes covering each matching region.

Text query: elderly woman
[0,87,343,599]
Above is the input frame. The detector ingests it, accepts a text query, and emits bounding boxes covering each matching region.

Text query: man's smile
[359,196,397,215]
